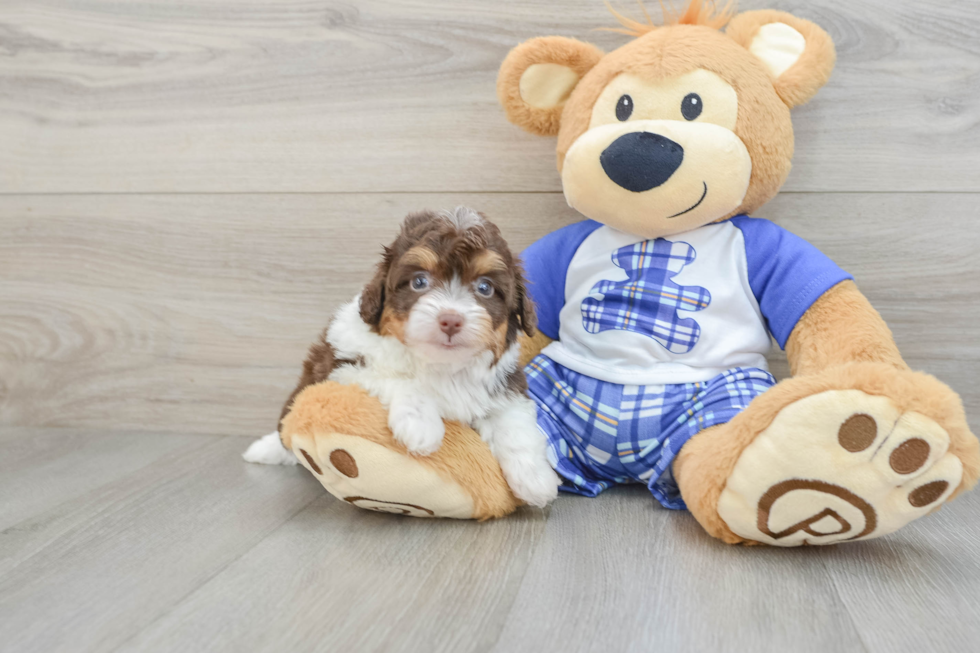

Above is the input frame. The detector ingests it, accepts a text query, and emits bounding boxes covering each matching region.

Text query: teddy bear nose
[600,132,685,193]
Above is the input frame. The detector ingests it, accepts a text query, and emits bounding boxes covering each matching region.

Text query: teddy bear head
[497,1,836,239]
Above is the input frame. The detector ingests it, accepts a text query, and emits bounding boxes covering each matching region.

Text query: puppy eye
[681,93,702,121]
[475,278,494,298]
[615,94,633,121]
[410,272,430,292]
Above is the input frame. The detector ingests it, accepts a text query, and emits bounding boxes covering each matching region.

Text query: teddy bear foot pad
[290,431,477,519]
[718,389,962,546]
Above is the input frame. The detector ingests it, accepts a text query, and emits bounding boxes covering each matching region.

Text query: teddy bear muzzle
[561,119,752,239]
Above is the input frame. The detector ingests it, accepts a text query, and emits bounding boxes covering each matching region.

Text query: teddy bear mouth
[666,181,709,219]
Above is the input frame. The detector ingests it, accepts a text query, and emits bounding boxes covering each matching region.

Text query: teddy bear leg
[280,381,520,519]
[675,363,980,546]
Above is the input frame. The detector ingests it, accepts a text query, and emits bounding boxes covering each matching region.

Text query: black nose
[600,132,684,193]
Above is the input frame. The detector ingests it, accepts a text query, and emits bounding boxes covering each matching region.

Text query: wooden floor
[2,1,979,651]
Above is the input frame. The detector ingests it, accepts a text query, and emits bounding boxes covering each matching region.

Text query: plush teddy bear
[279,0,979,545]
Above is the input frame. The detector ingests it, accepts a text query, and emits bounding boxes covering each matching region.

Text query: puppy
[244,207,561,508]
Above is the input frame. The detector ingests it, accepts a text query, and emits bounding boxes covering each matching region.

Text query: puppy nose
[438,313,464,338]
[600,132,684,192]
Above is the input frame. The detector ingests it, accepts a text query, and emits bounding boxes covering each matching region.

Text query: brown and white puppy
[244,207,561,507]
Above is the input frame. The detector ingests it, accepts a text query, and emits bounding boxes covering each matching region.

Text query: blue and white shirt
[521,216,852,386]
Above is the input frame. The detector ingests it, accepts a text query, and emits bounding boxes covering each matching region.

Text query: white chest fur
[326,298,520,424]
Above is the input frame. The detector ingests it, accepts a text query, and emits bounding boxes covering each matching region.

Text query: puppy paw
[389,401,445,456]
[502,455,561,508]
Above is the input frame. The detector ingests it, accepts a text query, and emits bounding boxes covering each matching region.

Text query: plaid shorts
[526,355,776,510]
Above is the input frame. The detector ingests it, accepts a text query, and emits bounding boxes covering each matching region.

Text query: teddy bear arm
[784,280,908,377]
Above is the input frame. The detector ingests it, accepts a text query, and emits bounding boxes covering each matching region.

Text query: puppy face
[359,208,536,365]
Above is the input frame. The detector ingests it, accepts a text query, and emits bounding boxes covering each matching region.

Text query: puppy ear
[727,10,836,108]
[358,247,392,329]
[513,266,537,337]
[497,36,604,137]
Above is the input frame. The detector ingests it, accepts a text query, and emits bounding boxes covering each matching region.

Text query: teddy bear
[278,0,979,545]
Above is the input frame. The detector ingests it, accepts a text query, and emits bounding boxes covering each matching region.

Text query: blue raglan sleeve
[520,220,603,341]
[731,216,853,349]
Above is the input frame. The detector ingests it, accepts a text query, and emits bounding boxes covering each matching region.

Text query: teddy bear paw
[718,389,963,546]
[288,430,477,518]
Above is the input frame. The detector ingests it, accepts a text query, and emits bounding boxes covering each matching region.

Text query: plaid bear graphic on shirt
[580,238,711,354]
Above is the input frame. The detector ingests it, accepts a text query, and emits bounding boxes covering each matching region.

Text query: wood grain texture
[2,428,978,653]
[118,495,547,653]
[822,500,980,652]
[0,426,206,535]
[2,192,977,436]
[1,0,979,193]
[0,431,323,653]
[492,488,866,653]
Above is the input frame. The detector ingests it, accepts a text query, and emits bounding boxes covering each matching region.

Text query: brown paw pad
[890,438,930,475]
[299,449,322,475]
[836,412,944,482]
[909,480,949,508]
[837,413,876,452]
[329,449,359,478]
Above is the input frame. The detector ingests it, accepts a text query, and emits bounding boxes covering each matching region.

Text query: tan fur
[400,246,439,271]
[497,37,605,137]
[726,10,837,108]
[282,381,520,519]
[497,2,837,219]
[491,321,509,360]
[377,306,407,344]
[786,280,908,376]
[468,250,508,278]
[552,24,795,219]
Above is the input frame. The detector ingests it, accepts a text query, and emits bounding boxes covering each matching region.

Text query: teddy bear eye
[615,94,633,121]
[681,93,703,120]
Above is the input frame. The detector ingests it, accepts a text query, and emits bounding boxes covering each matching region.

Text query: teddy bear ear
[726,10,836,108]
[497,36,604,137]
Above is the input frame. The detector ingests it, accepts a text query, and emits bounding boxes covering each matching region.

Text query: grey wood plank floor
[2,0,980,651]
[2,427,979,653]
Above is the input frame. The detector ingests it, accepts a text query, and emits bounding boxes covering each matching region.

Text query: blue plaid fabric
[580,238,711,354]
[526,354,776,510]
